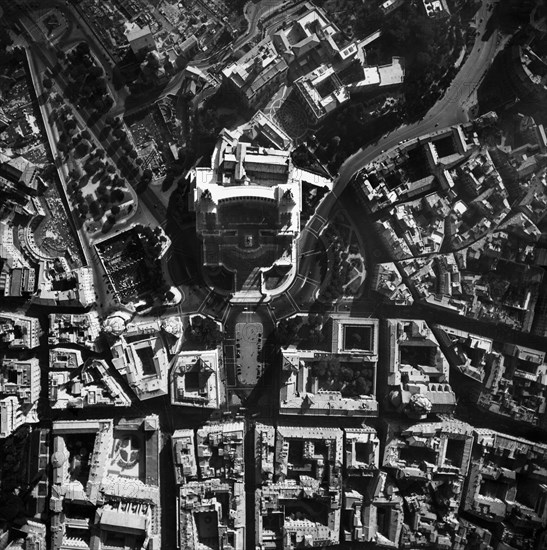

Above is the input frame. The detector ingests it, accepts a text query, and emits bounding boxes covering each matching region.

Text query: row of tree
[310,357,373,397]
[101,116,153,193]
[276,314,325,348]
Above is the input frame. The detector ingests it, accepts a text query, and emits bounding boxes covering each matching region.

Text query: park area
[309,357,375,397]
[319,210,366,302]
[48,94,140,235]
[65,146,133,235]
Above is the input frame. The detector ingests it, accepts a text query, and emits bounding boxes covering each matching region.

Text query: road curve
[291,0,507,303]
[337,1,501,198]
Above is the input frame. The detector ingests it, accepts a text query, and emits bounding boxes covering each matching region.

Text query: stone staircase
[241,266,262,292]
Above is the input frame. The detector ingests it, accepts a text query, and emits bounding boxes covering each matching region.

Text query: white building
[222,38,288,108]
[110,319,170,400]
[190,129,326,300]
[0,312,40,349]
[280,316,379,416]
[170,348,221,409]
[294,64,350,123]
[126,24,156,54]
[0,357,41,404]
[0,396,24,438]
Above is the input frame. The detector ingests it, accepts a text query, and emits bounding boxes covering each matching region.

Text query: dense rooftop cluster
[1,0,547,550]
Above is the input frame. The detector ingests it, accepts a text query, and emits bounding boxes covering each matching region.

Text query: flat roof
[127,25,153,41]
[100,510,147,533]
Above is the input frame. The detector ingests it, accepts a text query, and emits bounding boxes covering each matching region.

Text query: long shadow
[165,187,204,287]
[124,84,169,112]
[239,330,280,417]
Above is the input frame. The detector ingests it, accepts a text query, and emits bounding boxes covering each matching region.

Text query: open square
[235,318,263,385]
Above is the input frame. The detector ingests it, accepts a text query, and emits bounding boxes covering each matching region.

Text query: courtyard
[95,229,155,302]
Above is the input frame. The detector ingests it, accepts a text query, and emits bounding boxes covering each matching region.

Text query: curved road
[337,1,502,195]
[287,0,507,308]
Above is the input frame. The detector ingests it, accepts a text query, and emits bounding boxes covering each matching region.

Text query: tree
[101,219,114,233]
[65,117,77,131]
[76,41,90,56]
[111,188,125,203]
[307,328,324,347]
[90,200,105,218]
[136,179,149,194]
[57,139,68,153]
[0,24,13,53]
[102,95,114,112]
[87,109,101,126]
[186,316,223,348]
[99,126,111,140]
[327,135,341,159]
[43,77,52,89]
[327,358,341,378]
[113,127,126,140]
[112,66,125,90]
[340,367,354,383]
[355,376,370,394]
[92,78,107,94]
[49,108,60,123]
[69,167,82,180]
[312,360,328,378]
[416,51,432,68]
[88,65,104,79]
[111,204,121,215]
[65,81,80,101]
[50,93,62,106]
[276,317,303,345]
[75,140,91,157]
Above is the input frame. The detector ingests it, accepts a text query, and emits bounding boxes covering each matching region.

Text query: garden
[50,101,135,235]
[53,42,114,120]
[309,357,375,398]
[318,210,366,303]
[184,315,223,349]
